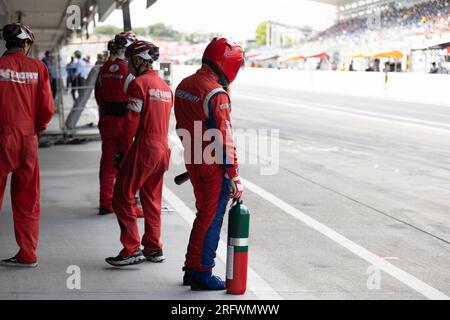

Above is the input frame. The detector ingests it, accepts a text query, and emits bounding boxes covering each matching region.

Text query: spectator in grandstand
[310,0,450,46]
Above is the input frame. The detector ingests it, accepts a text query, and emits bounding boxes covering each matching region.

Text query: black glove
[113,152,125,169]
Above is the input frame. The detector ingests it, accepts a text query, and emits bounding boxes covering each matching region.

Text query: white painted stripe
[203,88,228,118]
[167,117,449,299]
[163,185,283,300]
[240,177,450,300]
[229,237,249,247]
[234,93,450,132]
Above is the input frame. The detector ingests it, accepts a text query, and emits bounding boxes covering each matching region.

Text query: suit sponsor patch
[149,88,171,102]
[175,89,200,103]
[0,69,38,84]
[109,64,120,73]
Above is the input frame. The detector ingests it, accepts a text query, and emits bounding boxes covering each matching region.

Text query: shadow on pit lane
[102,267,143,271]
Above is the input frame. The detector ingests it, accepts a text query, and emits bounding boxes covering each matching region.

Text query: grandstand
[302,0,450,72]
[312,0,449,41]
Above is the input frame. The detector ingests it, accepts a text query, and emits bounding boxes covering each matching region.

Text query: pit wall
[172,65,450,107]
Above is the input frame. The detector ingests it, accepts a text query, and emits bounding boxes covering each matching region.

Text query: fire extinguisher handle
[232,199,243,206]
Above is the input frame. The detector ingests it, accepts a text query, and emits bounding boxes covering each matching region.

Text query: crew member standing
[94,32,143,217]
[0,23,54,268]
[106,40,173,267]
[174,38,244,290]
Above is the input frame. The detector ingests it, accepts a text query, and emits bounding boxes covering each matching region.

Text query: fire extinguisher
[226,200,250,295]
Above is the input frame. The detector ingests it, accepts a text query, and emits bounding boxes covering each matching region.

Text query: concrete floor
[1,76,450,300]
[0,142,256,300]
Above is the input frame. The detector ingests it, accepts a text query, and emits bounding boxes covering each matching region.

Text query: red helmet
[202,37,244,85]
[1,23,35,43]
[114,32,137,48]
[125,40,159,62]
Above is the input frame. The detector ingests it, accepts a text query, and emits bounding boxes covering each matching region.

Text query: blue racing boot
[190,270,226,291]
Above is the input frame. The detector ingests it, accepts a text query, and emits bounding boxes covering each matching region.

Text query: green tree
[256,21,268,46]
[148,23,181,40]
[133,27,147,36]
[94,25,121,35]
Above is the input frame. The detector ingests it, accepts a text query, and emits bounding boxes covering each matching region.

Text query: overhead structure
[351,50,404,59]
[278,53,305,63]
[0,0,158,52]
[369,50,404,59]
[0,0,101,52]
[265,21,312,48]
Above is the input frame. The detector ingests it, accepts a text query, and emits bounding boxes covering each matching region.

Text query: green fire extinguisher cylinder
[226,200,250,295]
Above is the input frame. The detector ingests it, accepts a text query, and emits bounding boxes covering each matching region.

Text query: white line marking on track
[235,93,450,133]
[163,185,283,300]
[241,177,449,300]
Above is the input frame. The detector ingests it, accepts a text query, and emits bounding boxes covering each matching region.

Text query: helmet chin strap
[116,49,126,60]
[203,60,230,90]
[112,52,125,61]
[131,59,143,76]
[131,57,149,76]
[25,41,33,56]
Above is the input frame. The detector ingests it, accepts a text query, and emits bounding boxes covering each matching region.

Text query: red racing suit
[112,70,173,257]
[95,57,134,210]
[0,50,54,263]
[174,66,239,271]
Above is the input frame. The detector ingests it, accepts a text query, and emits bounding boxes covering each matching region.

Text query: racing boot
[190,270,226,291]
[183,267,193,286]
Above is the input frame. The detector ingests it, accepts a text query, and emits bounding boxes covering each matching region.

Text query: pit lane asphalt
[1,75,449,300]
